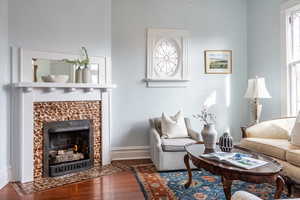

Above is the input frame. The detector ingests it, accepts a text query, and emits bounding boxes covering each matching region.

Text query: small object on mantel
[41,75,69,83]
[32,58,38,82]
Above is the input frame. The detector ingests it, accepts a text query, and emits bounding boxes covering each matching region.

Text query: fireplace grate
[44,120,94,177]
[49,159,92,177]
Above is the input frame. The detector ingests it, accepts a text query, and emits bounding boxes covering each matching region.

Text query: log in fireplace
[43,120,94,177]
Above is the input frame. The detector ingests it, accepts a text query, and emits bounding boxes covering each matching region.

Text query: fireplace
[43,120,94,177]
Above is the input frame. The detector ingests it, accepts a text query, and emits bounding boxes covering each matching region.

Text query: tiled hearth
[33,101,101,179]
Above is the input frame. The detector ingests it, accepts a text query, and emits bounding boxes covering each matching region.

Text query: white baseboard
[0,166,11,189]
[111,146,150,160]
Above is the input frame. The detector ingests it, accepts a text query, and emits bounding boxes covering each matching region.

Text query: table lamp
[244,77,272,124]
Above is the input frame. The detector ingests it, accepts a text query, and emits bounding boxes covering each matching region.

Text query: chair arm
[187,128,202,141]
[150,128,162,146]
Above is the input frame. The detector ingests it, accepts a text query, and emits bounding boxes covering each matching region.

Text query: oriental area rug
[133,164,288,200]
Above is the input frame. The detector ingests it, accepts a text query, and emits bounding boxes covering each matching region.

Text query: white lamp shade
[244,77,272,99]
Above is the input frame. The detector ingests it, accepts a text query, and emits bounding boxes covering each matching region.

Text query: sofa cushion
[245,118,295,139]
[239,138,299,160]
[161,138,196,152]
[286,150,300,167]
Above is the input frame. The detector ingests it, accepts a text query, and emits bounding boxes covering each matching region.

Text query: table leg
[275,175,285,199]
[184,154,192,189]
[221,176,233,200]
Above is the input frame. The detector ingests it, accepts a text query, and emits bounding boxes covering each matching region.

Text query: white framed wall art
[145,28,190,88]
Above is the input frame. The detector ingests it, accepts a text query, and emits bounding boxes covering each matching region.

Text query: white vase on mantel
[75,67,83,83]
[201,123,217,149]
[82,65,91,83]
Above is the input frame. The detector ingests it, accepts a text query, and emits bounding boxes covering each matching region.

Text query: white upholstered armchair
[149,117,201,171]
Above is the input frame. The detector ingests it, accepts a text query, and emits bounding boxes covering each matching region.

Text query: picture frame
[204,50,232,74]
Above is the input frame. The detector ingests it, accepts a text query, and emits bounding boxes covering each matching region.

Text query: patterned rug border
[132,164,154,200]
[132,163,177,200]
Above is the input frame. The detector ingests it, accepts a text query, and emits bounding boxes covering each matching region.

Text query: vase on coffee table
[201,124,217,149]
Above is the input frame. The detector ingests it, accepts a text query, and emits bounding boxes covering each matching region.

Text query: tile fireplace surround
[11,86,113,183]
[33,101,101,179]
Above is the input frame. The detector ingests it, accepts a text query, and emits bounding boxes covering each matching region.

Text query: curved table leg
[221,176,233,200]
[275,175,285,199]
[184,154,192,189]
[286,177,293,197]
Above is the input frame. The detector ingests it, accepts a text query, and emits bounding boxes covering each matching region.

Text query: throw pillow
[291,112,300,146]
[161,111,189,139]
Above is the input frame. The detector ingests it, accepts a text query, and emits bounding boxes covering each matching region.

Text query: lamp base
[251,98,262,124]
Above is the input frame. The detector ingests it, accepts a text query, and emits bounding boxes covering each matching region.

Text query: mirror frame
[17,48,111,84]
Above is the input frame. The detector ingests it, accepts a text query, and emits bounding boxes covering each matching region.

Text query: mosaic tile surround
[33,101,102,179]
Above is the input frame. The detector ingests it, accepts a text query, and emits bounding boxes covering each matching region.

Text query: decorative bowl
[41,75,69,83]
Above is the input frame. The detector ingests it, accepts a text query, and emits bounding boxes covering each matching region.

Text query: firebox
[43,120,94,177]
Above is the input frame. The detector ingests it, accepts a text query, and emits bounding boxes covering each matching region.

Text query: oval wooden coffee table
[184,142,284,200]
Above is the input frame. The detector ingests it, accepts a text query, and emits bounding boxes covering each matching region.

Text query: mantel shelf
[13,82,117,92]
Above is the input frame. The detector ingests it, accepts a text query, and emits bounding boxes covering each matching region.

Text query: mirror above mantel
[11,47,116,92]
[12,48,112,86]
[10,47,115,92]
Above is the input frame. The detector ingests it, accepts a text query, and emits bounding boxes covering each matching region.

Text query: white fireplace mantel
[10,47,115,183]
[11,86,114,183]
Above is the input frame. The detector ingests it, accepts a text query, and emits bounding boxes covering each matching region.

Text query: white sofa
[239,117,300,195]
[149,117,201,171]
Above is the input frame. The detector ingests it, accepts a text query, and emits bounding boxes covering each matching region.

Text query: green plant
[62,47,90,67]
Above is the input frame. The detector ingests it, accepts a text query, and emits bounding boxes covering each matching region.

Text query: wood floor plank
[0,172,144,200]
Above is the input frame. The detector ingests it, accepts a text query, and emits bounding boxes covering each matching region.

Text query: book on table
[200,152,268,170]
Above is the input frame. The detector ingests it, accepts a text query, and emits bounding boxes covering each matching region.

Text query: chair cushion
[286,150,300,167]
[239,138,299,160]
[161,138,196,152]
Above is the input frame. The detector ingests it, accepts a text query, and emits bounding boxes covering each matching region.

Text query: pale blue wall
[8,0,111,57]
[0,0,10,189]
[112,0,249,147]
[247,0,282,120]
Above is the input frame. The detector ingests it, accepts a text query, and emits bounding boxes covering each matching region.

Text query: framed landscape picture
[204,50,232,74]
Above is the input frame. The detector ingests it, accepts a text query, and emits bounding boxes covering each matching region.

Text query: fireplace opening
[43,120,94,177]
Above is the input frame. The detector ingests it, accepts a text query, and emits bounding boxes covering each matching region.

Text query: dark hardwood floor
[0,171,144,200]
